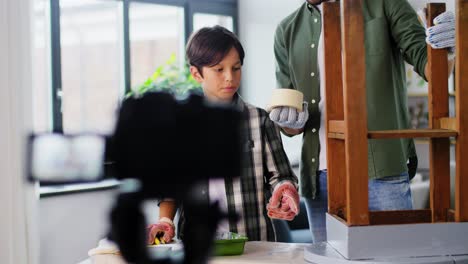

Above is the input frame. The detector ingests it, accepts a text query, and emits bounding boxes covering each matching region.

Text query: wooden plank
[427,3,451,223]
[341,0,369,226]
[323,3,344,123]
[430,138,451,222]
[323,2,347,218]
[455,0,468,222]
[369,210,432,225]
[427,3,450,128]
[328,132,345,140]
[439,117,457,130]
[368,129,457,139]
[329,120,345,134]
[327,139,347,215]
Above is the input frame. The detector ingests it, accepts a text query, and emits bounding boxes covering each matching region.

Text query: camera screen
[29,134,105,183]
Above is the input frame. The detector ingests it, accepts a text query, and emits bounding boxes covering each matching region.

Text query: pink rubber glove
[147,217,175,245]
[266,182,300,221]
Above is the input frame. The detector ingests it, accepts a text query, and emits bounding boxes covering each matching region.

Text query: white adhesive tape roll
[267,88,304,112]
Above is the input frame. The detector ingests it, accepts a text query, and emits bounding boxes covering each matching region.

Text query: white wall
[39,191,116,264]
[0,0,39,263]
[238,0,302,109]
[238,0,304,164]
[39,189,161,264]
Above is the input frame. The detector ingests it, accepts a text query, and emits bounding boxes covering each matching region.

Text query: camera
[28,91,242,264]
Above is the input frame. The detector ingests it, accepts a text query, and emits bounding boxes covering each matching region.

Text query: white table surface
[78,241,310,264]
[211,241,309,264]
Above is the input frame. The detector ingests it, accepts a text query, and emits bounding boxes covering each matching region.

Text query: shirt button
[311,99,316,104]
[201,190,206,195]
[312,128,317,133]
[314,18,318,23]
[310,43,315,48]
[312,158,316,163]
[311,72,315,77]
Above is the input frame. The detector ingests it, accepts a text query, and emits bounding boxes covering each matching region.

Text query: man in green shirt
[270,0,455,243]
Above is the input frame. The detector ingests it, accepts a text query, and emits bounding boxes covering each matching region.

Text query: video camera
[28,91,242,264]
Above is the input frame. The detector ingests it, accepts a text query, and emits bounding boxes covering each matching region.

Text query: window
[40,0,237,134]
[129,3,185,88]
[60,0,124,134]
[193,13,234,32]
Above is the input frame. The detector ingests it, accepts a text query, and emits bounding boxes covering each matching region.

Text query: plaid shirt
[178,95,298,242]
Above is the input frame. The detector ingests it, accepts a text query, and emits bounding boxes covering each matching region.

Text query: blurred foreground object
[27,91,242,264]
[108,92,241,264]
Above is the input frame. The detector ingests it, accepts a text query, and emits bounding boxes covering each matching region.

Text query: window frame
[48,0,238,133]
[187,0,238,40]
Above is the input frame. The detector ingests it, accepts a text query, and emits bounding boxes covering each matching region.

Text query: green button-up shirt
[274,0,427,199]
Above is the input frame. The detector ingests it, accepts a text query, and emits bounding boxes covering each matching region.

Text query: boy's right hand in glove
[266,182,300,221]
[147,217,175,245]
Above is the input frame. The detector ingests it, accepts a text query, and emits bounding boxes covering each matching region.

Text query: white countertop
[78,241,310,264]
[211,241,309,264]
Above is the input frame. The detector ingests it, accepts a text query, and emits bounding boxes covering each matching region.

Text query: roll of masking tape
[267,88,304,112]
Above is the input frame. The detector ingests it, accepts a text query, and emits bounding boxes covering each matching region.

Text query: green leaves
[128,53,201,97]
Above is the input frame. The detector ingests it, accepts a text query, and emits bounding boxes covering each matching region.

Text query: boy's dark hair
[186,26,245,76]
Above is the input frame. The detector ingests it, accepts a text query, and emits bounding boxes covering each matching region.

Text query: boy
[147,26,299,243]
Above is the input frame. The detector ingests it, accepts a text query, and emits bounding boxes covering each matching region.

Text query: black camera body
[110,92,242,199]
[108,92,242,264]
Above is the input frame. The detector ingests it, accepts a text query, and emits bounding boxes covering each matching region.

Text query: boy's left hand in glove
[266,182,299,221]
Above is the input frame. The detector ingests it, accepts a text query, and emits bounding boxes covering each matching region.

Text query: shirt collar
[306,1,337,13]
[306,2,320,14]
[231,93,245,112]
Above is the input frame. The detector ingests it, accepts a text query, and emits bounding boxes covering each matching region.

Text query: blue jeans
[304,170,413,243]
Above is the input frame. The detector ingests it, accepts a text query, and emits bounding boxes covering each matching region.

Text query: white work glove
[426,11,455,57]
[269,102,309,130]
[266,182,300,221]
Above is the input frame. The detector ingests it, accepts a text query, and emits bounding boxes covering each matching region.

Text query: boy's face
[190,47,242,103]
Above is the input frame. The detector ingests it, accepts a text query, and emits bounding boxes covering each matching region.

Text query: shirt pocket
[365,17,391,56]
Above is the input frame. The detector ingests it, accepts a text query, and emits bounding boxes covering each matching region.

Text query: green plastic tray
[212,233,248,256]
